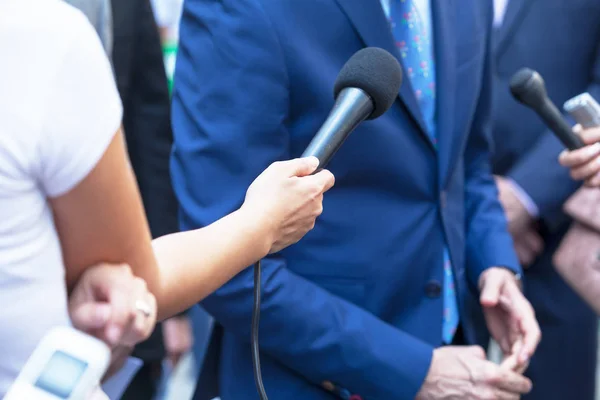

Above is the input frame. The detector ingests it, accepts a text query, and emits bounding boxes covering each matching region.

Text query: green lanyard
[163,40,178,95]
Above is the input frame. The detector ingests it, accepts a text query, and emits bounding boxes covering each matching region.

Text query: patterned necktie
[389,0,459,343]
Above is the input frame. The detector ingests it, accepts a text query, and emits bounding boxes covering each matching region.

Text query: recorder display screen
[34,350,88,398]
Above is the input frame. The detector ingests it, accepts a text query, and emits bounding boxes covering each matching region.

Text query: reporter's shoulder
[3,0,99,50]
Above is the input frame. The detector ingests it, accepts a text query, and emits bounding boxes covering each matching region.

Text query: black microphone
[301,47,403,168]
[509,68,584,150]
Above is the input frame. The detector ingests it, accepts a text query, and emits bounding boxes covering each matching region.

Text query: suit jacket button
[425,280,442,298]
[321,381,335,392]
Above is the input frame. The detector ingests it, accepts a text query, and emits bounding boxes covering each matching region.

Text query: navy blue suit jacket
[171,0,520,398]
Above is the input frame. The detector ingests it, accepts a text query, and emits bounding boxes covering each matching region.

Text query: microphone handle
[538,99,585,150]
[301,88,373,169]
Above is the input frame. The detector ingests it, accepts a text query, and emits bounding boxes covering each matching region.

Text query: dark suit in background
[111,0,180,398]
[484,1,600,399]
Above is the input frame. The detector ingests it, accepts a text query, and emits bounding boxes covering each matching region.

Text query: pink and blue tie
[389,0,459,343]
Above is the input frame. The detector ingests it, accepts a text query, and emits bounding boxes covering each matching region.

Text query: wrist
[416,348,440,400]
[235,206,273,259]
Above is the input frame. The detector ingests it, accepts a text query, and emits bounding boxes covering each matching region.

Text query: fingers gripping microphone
[509,68,585,150]
[301,47,403,168]
[252,48,402,400]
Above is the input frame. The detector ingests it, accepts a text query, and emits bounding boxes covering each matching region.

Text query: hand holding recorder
[509,69,600,186]
[558,93,600,185]
[558,92,600,184]
[558,126,600,186]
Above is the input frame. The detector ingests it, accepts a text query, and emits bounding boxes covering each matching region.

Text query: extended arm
[51,130,332,320]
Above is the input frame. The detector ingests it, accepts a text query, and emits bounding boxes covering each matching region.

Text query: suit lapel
[432,0,457,188]
[493,0,536,56]
[333,0,433,147]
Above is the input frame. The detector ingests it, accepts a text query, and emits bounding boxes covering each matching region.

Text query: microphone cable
[252,260,268,400]
[248,47,403,400]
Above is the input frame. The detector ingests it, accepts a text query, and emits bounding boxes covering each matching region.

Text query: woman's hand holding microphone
[66,156,335,382]
[242,156,335,254]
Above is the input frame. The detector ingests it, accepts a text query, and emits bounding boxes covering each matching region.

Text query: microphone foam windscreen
[334,47,403,120]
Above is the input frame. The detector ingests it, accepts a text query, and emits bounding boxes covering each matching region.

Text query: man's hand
[163,315,194,368]
[480,268,541,373]
[416,346,532,400]
[558,126,600,186]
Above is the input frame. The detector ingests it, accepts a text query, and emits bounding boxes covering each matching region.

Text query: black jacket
[111,0,179,361]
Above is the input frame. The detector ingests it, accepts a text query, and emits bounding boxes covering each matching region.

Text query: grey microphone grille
[509,68,547,109]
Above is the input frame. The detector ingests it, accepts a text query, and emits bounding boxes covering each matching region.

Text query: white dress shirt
[494,0,511,27]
